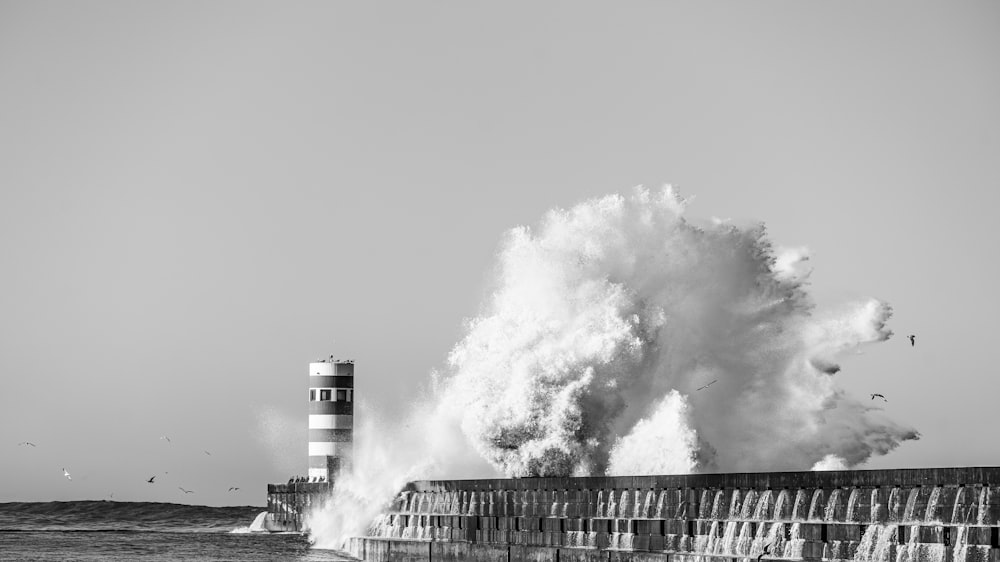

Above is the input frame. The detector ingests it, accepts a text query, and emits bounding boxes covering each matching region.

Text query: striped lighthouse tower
[307,358,354,482]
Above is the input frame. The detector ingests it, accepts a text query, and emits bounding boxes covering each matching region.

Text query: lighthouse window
[336,389,347,402]
[347,390,352,402]
[310,389,317,401]
[319,389,332,401]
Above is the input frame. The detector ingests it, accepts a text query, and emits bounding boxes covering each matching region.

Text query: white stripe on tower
[308,415,353,429]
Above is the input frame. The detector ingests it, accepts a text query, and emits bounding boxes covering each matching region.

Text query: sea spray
[305,403,496,550]
[606,391,699,475]
[435,186,917,476]
[305,185,920,549]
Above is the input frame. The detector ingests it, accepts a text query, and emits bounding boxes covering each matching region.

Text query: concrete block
[966,526,992,545]
[954,545,994,562]
[595,533,610,549]
[609,551,671,562]
[664,520,686,535]
[918,525,945,543]
[520,545,559,562]
[827,523,863,541]
[364,538,392,562]
[801,540,825,559]
[557,548,608,562]
[635,520,663,535]
[388,540,431,562]
[666,555,702,562]
[797,523,823,540]
[987,506,1000,527]
[591,519,612,534]
[468,544,510,562]
[648,535,665,551]
[823,539,860,560]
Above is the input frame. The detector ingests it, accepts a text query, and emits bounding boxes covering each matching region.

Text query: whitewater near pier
[338,467,1000,562]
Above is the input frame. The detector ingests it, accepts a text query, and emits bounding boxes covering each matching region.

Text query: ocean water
[0,501,353,561]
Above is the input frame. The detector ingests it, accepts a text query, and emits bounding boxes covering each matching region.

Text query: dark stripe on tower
[308,429,353,442]
[309,402,353,415]
[306,376,354,388]
[309,456,345,470]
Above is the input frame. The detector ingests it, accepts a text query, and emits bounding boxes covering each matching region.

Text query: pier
[347,467,1000,562]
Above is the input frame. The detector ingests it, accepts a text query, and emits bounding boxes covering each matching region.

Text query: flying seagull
[147,476,156,484]
[178,487,194,494]
[160,436,171,443]
[696,380,718,391]
[203,450,212,456]
[871,393,887,402]
[18,442,36,447]
[62,468,72,481]
[908,335,915,347]
[228,487,240,492]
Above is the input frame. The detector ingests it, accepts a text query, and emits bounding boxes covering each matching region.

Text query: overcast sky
[1,1,998,506]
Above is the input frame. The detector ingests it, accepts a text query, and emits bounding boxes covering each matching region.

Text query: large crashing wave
[433,186,918,477]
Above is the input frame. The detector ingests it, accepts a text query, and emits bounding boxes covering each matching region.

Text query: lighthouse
[307,358,354,482]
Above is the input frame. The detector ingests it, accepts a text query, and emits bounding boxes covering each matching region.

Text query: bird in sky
[178,487,194,494]
[871,393,888,402]
[18,442,36,447]
[204,450,212,456]
[62,468,72,481]
[147,476,156,484]
[160,436,171,443]
[908,335,916,346]
[696,380,718,391]
[228,487,240,492]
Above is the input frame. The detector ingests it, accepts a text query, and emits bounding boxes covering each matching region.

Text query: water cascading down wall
[348,467,1000,562]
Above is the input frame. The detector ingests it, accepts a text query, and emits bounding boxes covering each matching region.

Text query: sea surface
[0,501,354,561]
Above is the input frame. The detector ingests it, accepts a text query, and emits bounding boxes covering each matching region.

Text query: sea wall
[349,467,1000,562]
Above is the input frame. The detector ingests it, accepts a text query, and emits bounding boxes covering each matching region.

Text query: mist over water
[307,186,918,549]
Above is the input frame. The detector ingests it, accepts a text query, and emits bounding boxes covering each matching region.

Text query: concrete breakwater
[264,481,333,532]
[346,467,1000,562]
